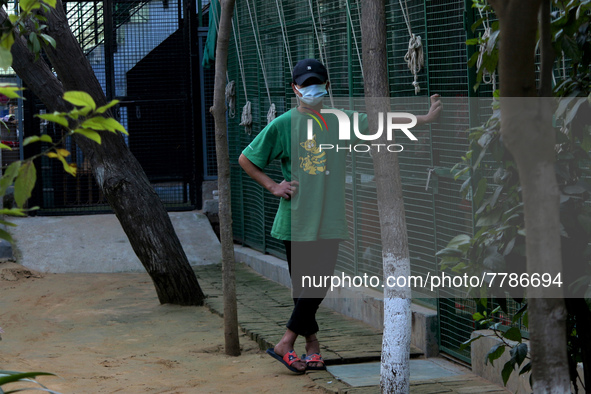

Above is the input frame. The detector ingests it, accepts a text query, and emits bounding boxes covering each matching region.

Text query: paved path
[10,211,221,273]
[194,263,509,393]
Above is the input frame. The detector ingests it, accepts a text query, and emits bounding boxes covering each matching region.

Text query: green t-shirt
[242,107,368,242]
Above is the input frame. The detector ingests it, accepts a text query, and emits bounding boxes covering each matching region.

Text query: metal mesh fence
[28,0,198,214]
[226,0,486,363]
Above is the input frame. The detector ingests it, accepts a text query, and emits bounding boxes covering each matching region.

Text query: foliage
[0,0,128,243]
[0,370,61,394]
[466,0,499,93]
[437,0,591,389]
[460,304,531,387]
[0,1,127,389]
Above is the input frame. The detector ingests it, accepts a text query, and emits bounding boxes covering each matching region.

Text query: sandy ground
[0,263,323,393]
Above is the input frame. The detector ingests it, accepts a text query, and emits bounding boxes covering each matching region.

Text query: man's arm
[415,94,442,125]
[238,154,297,200]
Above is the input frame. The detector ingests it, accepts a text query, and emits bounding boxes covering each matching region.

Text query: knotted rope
[476,10,497,92]
[246,0,276,124]
[267,103,276,124]
[225,80,236,119]
[400,0,423,94]
[240,101,252,135]
[405,34,424,94]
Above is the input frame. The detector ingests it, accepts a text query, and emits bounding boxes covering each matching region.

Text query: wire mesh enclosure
[224,0,514,364]
[25,0,205,214]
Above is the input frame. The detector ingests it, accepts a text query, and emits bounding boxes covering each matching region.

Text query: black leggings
[283,239,340,337]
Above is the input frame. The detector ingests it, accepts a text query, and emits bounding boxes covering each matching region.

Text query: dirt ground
[0,262,324,393]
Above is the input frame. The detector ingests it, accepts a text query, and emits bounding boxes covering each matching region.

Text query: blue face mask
[296,83,327,106]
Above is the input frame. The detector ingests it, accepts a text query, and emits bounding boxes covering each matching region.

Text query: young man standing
[238,59,441,373]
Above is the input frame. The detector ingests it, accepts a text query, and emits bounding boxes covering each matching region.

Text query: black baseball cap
[292,59,328,85]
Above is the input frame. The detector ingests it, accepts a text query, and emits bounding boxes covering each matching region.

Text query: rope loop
[240,101,252,135]
[476,26,497,91]
[404,34,424,94]
[225,80,236,119]
[267,103,276,124]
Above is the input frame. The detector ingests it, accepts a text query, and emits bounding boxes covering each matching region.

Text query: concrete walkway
[194,262,510,393]
[8,211,221,273]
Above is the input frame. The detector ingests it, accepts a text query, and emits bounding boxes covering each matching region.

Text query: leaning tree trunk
[1,4,205,306]
[211,0,240,356]
[361,1,412,392]
[488,0,570,392]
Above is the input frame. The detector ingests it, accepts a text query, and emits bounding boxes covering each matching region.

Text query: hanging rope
[231,15,251,134]
[267,103,276,124]
[309,0,334,107]
[275,0,293,72]
[240,101,252,135]
[399,0,424,94]
[225,80,236,119]
[475,8,497,93]
[246,0,276,123]
[345,0,364,79]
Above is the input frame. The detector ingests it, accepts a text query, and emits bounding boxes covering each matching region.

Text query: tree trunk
[489,0,570,392]
[361,1,412,392]
[210,0,240,356]
[2,4,205,306]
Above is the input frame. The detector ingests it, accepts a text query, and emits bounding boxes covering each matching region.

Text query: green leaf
[0,85,23,99]
[436,247,464,258]
[0,143,12,150]
[0,208,27,216]
[483,246,505,271]
[460,334,484,350]
[69,106,92,119]
[0,161,21,197]
[0,46,13,71]
[63,91,96,110]
[81,116,127,134]
[502,327,522,342]
[555,95,577,119]
[36,113,69,128]
[510,343,528,367]
[55,154,76,176]
[473,312,486,321]
[565,98,587,126]
[29,32,41,53]
[0,371,56,386]
[73,128,101,144]
[501,360,515,386]
[0,228,14,243]
[474,177,488,206]
[486,30,500,55]
[14,161,37,208]
[511,303,528,324]
[561,34,582,63]
[485,342,506,366]
[0,31,15,51]
[23,134,53,146]
[519,362,532,375]
[446,234,472,249]
[96,100,120,114]
[101,117,127,134]
[0,219,18,227]
[20,0,42,11]
[39,33,57,49]
[476,210,501,227]
[42,0,57,8]
[490,185,503,208]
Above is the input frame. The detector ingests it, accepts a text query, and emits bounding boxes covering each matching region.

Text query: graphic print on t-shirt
[299,134,326,175]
